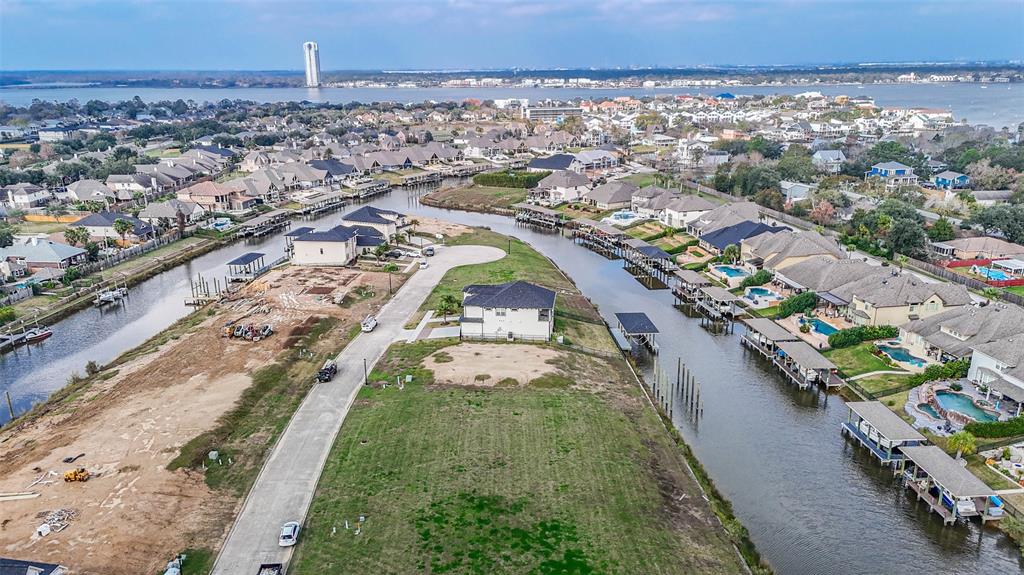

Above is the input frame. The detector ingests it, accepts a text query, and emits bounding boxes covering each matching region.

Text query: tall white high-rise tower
[303,42,321,88]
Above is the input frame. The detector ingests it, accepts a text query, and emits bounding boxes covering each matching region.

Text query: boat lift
[614,312,660,355]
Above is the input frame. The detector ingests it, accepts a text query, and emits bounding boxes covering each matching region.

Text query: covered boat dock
[570,218,627,259]
[235,209,291,238]
[842,401,925,465]
[672,269,711,305]
[513,203,568,229]
[741,317,798,358]
[695,286,741,327]
[900,445,1004,525]
[615,312,660,355]
[227,252,270,282]
[621,239,675,289]
[773,340,845,389]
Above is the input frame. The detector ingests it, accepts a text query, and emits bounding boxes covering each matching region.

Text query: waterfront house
[530,170,590,205]
[699,221,787,256]
[64,179,118,204]
[830,273,972,327]
[585,181,637,210]
[526,153,577,173]
[0,237,87,271]
[740,230,846,272]
[460,280,556,341]
[138,199,207,226]
[659,194,717,228]
[340,205,407,237]
[932,170,969,190]
[71,211,155,243]
[967,335,1024,412]
[290,225,359,266]
[899,303,1024,363]
[177,180,254,213]
[812,149,846,174]
[686,201,761,236]
[865,161,919,191]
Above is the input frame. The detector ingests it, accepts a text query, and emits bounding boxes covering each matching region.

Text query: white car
[361,315,378,332]
[418,260,429,269]
[278,521,300,547]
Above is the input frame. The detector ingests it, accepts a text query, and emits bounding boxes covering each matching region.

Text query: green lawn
[215,169,247,183]
[822,342,899,378]
[852,372,914,397]
[15,219,71,234]
[1006,286,1024,297]
[752,305,780,318]
[421,229,573,311]
[98,236,207,279]
[290,339,745,575]
[623,173,658,188]
[423,185,527,212]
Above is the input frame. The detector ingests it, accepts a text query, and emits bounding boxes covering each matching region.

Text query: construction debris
[0,492,39,502]
[38,508,79,534]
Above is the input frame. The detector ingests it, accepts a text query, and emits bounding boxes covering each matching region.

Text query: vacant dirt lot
[0,266,392,574]
[427,343,563,385]
[409,215,470,239]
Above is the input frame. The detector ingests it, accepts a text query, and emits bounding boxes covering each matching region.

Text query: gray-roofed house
[584,180,637,210]
[530,170,590,205]
[340,205,406,237]
[0,237,87,271]
[290,225,359,266]
[686,201,761,236]
[741,230,846,271]
[831,273,972,327]
[900,303,1024,363]
[71,211,155,243]
[460,280,556,341]
[137,198,207,226]
[812,149,846,174]
[774,256,887,294]
[968,335,1024,410]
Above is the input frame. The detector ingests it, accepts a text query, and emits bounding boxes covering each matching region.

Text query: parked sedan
[279,521,300,547]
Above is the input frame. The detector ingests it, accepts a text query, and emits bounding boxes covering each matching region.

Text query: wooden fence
[904,256,1024,307]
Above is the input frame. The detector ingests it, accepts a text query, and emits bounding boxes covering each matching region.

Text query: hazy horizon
[2,0,1022,71]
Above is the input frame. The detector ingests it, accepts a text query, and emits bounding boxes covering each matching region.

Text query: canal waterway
[2,188,1021,574]
[2,83,1021,128]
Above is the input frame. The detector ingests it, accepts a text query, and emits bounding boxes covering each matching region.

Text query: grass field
[852,372,913,396]
[291,337,745,574]
[623,173,658,188]
[421,229,573,311]
[215,169,247,183]
[625,221,668,239]
[555,202,613,221]
[424,184,527,212]
[1007,286,1024,297]
[822,342,898,378]
[14,219,71,234]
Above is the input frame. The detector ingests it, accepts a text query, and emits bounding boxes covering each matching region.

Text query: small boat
[24,327,53,344]
[94,286,129,306]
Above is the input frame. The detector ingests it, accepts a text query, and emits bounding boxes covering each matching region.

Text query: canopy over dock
[843,401,926,464]
[227,252,269,281]
[900,445,1003,525]
[615,312,660,354]
[774,340,844,388]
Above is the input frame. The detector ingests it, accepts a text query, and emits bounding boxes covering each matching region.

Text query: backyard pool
[877,344,927,367]
[971,266,1014,281]
[713,265,750,278]
[800,317,839,336]
[603,210,643,227]
[918,402,942,419]
[935,391,999,423]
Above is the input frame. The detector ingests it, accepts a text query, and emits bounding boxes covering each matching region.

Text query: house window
[495,309,506,317]
[319,248,324,254]
[538,309,550,321]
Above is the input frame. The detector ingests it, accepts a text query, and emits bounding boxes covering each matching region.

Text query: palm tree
[112,218,134,245]
[722,244,740,264]
[437,294,460,323]
[982,287,1002,302]
[373,242,390,261]
[948,431,977,460]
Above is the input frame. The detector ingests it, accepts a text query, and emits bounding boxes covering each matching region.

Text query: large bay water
[2,83,1021,128]
[2,189,1020,574]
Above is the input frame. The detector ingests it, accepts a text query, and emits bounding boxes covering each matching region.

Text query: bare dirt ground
[0,266,391,574]
[410,215,470,238]
[425,343,619,391]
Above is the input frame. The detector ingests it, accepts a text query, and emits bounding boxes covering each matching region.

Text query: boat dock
[842,401,926,465]
[615,312,660,355]
[513,203,568,229]
[621,239,675,290]
[740,317,844,388]
[94,286,129,306]
[672,269,711,305]
[899,445,1004,525]
[569,218,626,259]
[236,210,291,238]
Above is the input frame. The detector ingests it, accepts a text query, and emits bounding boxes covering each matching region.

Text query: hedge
[827,325,899,348]
[965,417,1024,439]
[0,306,15,326]
[739,269,772,289]
[905,357,970,388]
[777,291,818,318]
[472,170,550,189]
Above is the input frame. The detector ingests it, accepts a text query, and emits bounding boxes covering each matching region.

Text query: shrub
[777,291,817,318]
[827,325,899,348]
[904,357,970,387]
[739,269,772,289]
[799,323,811,333]
[472,170,550,189]
[0,306,15,326]
[965,416,1024,439]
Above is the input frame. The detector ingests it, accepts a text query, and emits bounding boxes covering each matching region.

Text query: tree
[969,204,1024,244]
[947,431,977,460]
[926,217,955,242]
[64,226,89,247]
[809,201,835,225]
[373,242,390,260]
[886,218,929,259]
[437,294,460,323]
[112,218,134,244]
[777,145,817,182]
[0,225,14,248]
[722,244,740,263]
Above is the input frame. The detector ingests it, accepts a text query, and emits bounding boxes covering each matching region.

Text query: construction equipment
[63,468,91,482]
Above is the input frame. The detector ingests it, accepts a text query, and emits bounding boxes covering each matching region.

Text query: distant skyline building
[303,41,321,88]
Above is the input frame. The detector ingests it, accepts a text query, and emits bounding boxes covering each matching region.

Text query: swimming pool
[935,391,998,423]
[714,265,749,278]
[972,266,1014,281]
[800,317,839,336]
[747,287,779,297]
[917,402,942,419]
[877,344,927,367]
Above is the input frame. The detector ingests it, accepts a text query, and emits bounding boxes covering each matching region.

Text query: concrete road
[211,245,504,575]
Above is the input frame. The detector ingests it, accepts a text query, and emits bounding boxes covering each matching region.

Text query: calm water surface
[1,83,1021,128]
[2,189,1021,574]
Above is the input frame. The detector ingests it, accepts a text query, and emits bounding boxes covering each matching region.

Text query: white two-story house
[460,281,556,341]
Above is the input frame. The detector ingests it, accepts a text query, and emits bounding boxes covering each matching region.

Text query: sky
[1,0,1023,71]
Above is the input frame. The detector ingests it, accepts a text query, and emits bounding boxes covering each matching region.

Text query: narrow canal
[2,188,1020,574]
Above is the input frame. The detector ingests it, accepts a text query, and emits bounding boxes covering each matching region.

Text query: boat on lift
[94,286,129,306]
[24,327,53,344]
